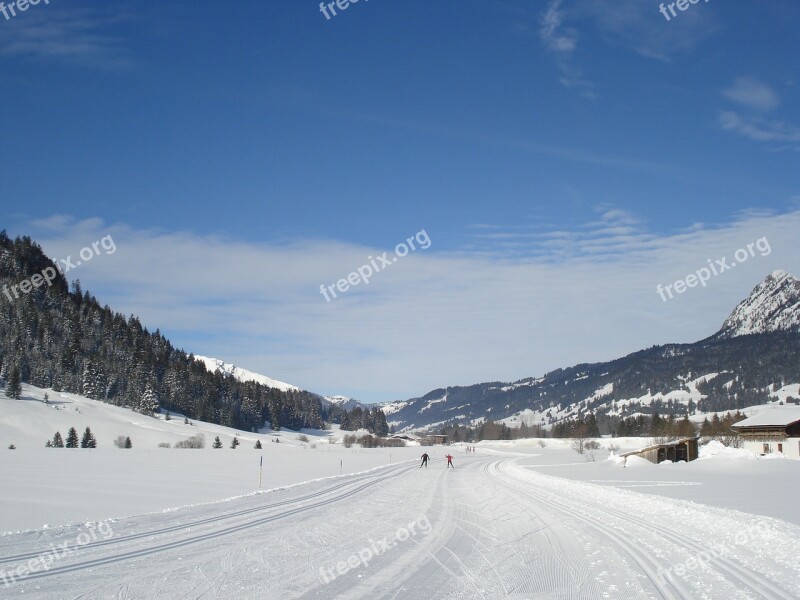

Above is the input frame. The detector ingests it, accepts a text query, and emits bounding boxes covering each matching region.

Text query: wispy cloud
[535,0,720,96]
[723,77,781,112]
[0,6,133,68]
[539,0,595,98]
[575,0,719,61]
[719,77,800,150]
[719,111,800,144]
[14,209,800,401]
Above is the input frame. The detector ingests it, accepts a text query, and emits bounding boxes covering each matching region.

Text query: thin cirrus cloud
[536,0,719,97]
[15,209,800,401]
[538,0,594,98]
[723,77,781,112]
[0,5,133,68]
[719,78,800,149]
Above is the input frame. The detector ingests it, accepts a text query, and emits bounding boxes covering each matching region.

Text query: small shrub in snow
[254,440,262,449]
[174,434,205,449]
[584,441,601,450]
[8,444,15,449]
[158,442,171,448]
[230,437,240,449]
[297,434,310,443]
[212,436,223,449]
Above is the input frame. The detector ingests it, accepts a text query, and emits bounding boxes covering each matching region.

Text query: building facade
[732,407,800,459]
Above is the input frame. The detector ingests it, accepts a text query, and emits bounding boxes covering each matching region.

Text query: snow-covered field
[2,385,799,599]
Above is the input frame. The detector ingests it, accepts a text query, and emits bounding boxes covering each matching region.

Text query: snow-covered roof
[733,407,800,428]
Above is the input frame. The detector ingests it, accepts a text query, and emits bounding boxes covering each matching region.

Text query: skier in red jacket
[446,454,454,468]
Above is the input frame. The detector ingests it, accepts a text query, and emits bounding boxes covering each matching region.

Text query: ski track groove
[492,459,793,600]
[4,463,417,583]
[483,460,679,600]
[0,461,416,565]
[3,455,794,599]
[538,475,796,600]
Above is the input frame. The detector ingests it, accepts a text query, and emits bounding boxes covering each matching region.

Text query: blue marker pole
[259,456,263,489]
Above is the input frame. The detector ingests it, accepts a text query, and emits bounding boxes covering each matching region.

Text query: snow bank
[699,440,757,460]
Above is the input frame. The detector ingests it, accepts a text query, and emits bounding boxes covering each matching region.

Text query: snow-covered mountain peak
[717,271,800,338]
[194,355,300,392]
[321,395,364,410]
[324,395,354,405]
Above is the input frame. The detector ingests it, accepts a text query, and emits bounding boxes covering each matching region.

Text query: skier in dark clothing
[446,454,454,468]
[420,453,429,468]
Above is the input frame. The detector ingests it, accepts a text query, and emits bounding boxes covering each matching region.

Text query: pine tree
[124,436,132,449]
[81,427,97,448]
[52,431,64,448]
[139,385,159,416]
[230,437,240,449]
[66,427,79,448]
[5,366,22,399]
[212,436,223,449]
[254,440,262,449]
[45,440,53,447]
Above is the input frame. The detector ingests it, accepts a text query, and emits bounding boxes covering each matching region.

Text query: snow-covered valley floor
[2,386,799,599]
[2,454,798,599]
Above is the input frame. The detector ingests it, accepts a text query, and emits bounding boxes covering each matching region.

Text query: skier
[446,454,454,468]
[420,452,429,468]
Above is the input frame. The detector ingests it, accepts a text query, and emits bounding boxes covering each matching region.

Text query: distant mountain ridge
[321,395,365,411]
[383,271,800,432]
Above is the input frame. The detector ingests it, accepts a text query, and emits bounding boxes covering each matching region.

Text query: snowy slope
[0,383,421,532]
[194,355,300,391]
[718,270,800,338]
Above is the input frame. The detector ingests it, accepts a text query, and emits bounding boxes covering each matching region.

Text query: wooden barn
[620,437,699,465]
[421,434,448,446]
[731,407,800,459]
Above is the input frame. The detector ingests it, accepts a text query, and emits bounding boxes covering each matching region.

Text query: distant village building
[620,437,699,465]
[732,407,800,459]
[421,434,449,446]
[388,433,422,444]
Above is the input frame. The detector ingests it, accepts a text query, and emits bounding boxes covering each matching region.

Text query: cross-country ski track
[1,455,798,600]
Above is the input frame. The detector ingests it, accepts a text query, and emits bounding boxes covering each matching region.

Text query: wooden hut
[620,437,699,465]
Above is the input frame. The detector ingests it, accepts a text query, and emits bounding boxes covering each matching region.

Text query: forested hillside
[0,232,324,432]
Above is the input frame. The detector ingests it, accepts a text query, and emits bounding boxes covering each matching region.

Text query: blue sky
[2,0,799,401]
